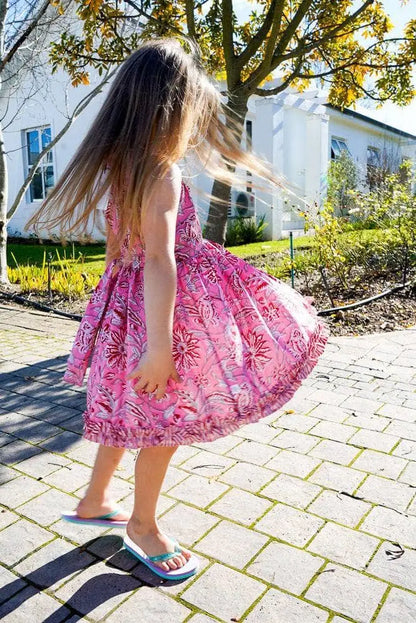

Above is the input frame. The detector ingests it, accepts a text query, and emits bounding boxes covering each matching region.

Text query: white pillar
[253,98,285,240]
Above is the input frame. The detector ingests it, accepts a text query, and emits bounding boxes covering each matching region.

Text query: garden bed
[1,258,414,337]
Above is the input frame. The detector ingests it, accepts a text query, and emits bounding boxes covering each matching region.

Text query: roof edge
[325,103,416,141]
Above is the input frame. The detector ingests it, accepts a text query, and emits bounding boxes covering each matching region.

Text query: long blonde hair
[26,38,284,253]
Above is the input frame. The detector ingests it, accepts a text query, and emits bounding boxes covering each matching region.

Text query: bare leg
[76,444,130,521]
[126,445,191,571]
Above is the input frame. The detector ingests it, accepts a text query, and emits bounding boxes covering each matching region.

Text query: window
[24,126,54,201]
[331,137,349,160]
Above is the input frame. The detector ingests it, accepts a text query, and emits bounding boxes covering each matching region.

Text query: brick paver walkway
[0,303,415,622]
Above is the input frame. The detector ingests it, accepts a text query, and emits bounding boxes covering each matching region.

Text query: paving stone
[392,439,416,461]
[0,519,54,566]
[245,588,329,623]
[0,567,27,603]
[384,420,416,442]
[255,503,324,546]
[15,452,70,478]
[181,563,265,622]
[377,403,416,423]
[344,413,391,431]
[248,541,324,594]
[158,503,220,546]
[398,461,416,486]
[351,449,408,479]
[307,521,379,570]
[157,467,188,493]
[309,420,357,443]
[170,444,200,466]
[193,434,242,455]
[168,474,228,508]
[0,475,49,507]
[14,538,97,591]
[0,585,70,622]
[50,518,107,545]
[274,412,319,433]
[305,562,387,622]
[194,520,268,569]
[0,432,15,447]
[270,429,320,453]
[376,587,416,623]
[0,465,20,485]
[308,461,366,493]
[65,443,97,467]
[219,461,276,493]
[54,561,141,621]
[209,488,273,526]
[307,489,372,528]
[308,403,351,423]
[188,615,217,623]
[261,473,322,509]
[339,394,383,414]
[234,421,282,442]
[0,439,43,465]
[39,431,83,454]
[264,448,321,477]
[0,508,19,530]
[360,506,416,548]
[308,388,346,406]
[308,439,360,465]
[367,541,416,593]
[43,462,93,493]
[226,440,279,466]
[17,488,77,526]
[356,474,415,513]
[348,429,400,453]
[180,449,236,477]
[8,419,63,445]
[105,587,191,621]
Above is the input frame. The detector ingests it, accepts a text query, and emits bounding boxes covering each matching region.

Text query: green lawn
[7,228,378,275]
[7,242,106,276]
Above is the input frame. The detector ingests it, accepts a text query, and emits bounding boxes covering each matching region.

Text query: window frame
[23,125,55,203]
[331,136,349,160]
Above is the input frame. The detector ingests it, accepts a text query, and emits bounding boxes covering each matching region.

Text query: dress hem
[80,317,330,448]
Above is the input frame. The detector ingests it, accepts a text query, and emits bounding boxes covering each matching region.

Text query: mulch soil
[1,256,415,337]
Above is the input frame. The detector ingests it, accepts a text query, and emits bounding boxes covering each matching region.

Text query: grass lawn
[7,227,379,276]
[7,242,106,276]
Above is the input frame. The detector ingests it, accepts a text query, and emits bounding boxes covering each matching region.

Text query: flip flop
[61,507,129,528]
[123,533,199,580]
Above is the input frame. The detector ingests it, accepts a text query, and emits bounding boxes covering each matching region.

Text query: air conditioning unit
[228,189,256,218]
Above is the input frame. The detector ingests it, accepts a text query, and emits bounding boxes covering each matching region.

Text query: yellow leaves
[84,0,103,14]
[71,73,90,87]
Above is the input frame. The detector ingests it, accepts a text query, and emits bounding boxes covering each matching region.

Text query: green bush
[225,214,268,246]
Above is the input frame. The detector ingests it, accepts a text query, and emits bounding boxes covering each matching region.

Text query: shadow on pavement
[0,535,193,620]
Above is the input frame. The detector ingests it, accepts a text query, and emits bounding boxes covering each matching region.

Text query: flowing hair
[25,37,286,254]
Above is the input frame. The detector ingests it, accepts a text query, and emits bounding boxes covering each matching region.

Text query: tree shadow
[0,534,189,620]
[0,355,87,464]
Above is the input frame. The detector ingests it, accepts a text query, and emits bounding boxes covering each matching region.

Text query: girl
[26,38,330,581]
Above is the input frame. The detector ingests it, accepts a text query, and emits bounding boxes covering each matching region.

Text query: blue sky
[234,0,416,135]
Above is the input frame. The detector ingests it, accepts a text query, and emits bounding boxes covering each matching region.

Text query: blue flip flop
[61,507,128,528]
[123,533,199,580]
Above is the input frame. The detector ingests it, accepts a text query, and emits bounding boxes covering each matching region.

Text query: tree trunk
[204,94,248,245]
[0,122,9,285]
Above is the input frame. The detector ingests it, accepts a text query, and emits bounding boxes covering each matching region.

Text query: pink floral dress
[63,182,330,447]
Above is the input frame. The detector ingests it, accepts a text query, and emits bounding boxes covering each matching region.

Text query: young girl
[26,38,329,581]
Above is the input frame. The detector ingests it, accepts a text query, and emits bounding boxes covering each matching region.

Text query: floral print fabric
[63,182,330,447]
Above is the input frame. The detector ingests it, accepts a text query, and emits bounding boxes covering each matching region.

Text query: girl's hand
[127,351,181,400]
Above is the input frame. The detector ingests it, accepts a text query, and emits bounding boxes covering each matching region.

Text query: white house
[4,70,416,242]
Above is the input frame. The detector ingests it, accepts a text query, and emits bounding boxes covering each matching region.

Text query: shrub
[225,214,268,246]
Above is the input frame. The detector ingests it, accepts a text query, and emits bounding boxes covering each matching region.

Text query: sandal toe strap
[148,544,181,563]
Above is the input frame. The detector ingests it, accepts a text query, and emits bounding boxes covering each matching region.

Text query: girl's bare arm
[127,165,182,399]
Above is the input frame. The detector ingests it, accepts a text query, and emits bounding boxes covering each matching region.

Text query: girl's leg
[126,445,191,571]
[76,444,130,520]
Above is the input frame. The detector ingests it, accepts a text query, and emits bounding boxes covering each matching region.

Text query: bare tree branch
[7,67,118,220]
